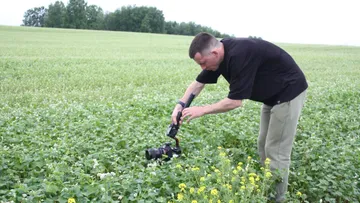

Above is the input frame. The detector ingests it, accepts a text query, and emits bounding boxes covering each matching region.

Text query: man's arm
[203,98,242,114]
[182,98,242,123]
[172,81,205,124]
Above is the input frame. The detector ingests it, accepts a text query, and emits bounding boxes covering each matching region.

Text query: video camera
[145,93,195,161]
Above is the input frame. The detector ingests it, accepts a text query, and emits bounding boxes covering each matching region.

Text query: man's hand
[180,98,242,124]
[171,104,183,125]
[181,106,206,123]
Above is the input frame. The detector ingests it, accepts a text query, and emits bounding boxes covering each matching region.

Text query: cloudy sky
[1,0,359,46]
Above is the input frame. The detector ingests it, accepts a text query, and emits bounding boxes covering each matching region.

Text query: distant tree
[249,36,263,40]
[65,0,87,29]
[22,6,47,27]
[22,3,233,37]
[140,14,152,33]
[177,22,189,35]
[165,21,178,34]
[116,6,147,32]
[86,5,104,30]
[44,1,66,28]
[164,20,230,38]
[114,6,132,31]
[104,12,117,30]
[110,6,165,33]
[141,7,165,33]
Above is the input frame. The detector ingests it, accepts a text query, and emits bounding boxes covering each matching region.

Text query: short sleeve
[196,70,221,84]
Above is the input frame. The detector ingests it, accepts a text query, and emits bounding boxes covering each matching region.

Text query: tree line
[22,0,233,38]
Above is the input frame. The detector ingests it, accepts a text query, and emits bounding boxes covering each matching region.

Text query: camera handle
[166,93,196,139]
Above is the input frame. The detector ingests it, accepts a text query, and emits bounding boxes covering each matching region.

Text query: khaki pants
[258,90,307,202]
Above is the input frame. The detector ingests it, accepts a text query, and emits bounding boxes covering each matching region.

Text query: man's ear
[211,50,218,57]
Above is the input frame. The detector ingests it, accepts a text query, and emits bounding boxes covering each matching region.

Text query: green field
[0,25,359,202]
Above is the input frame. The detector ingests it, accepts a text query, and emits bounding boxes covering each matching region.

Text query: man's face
[193,51,220,71]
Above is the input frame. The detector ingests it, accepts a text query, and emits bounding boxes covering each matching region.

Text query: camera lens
[145,144,175,161]
[145,149,152,160]
[145,148,163,160]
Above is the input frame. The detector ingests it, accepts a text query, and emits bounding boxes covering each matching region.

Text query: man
[171,32,307,202]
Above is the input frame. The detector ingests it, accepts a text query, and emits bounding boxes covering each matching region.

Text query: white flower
[93,159,99,169]
[97,173,106,180]
[97,172,116,180]
[147,161,158,168]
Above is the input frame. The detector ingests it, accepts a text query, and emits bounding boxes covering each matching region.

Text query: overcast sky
[1,0,359,46]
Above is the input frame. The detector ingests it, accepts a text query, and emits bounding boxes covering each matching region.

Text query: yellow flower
[232,169,238,175]
[210,189,218,196]
[68,198,76,203]
[198,186,206,194]
[247,156,252,160]
[217,146,222,150]
[249,173,257,177]
[179,183,186,188]
[255,176,260,181]
[240,186,246,190]
[265,158,271,166]
[225,184,232,190]
[296,191,302,196]
[192,167,200,171]
[260,167,265,171]
[249,177,255,185]
[179,183,186,192]
[265,172,272,178]
[200,177,205,182]
[192,200,198,203]
[220,152,226,157]
[190,187,195,194]
[207,174,212,177]
[217,200,221,203]
[176,164,182,169]
[238,162,243,166]
[214,169,220,173]
[237,165,242,170]
[177,193,184,200]
[229,200,234,203]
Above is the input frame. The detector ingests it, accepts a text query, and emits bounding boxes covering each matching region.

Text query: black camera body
[145,94,195,161]
[145,142,181,161]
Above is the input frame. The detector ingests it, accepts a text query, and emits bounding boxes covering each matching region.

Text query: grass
[0,25,359,202]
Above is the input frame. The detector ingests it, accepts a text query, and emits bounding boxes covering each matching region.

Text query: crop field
[0,26,359,202]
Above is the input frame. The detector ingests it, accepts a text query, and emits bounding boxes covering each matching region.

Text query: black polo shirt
[196,38,308,106]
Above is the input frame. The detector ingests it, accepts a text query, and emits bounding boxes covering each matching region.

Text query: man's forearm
[203,98,242,114]
[179,81,205,103]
